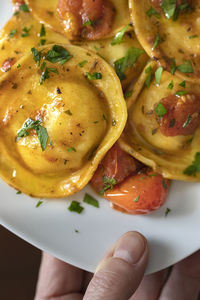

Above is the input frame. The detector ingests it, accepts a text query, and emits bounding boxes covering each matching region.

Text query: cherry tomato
[105,170,170,214]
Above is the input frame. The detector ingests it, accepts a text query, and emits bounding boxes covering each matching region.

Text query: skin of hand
[34,231,200,300]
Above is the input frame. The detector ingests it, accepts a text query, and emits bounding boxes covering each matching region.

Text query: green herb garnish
[100,176,117,195]
[124,89,133,99]
[111,24,130,46]
[165,207,171,217]
[31,47,42,66]
[155,66,163,85]
[152,32,160,50]
[21,25,33,37]
[175,90,187,96]
[168,80,174,89]
[40,24,46,37]
[83,19,94,27]
[36,201,43,208]
[68,201,84,214]
[170,58,177,75]
[177,60,194,73]
[133,195,140,203]
[161,0,176,19]
[83,193,99,208]
[146,6,160,18]
[9,29,17,38]
[45,45,73,65]
[169,118,176,128]
[179,80,186,88]
[17,118,49,151]
[183,115,191,128]
[184,152,200,176]
[145,66,152,88]
[78,60,88,68]
[114,47,144,80]
[155,103,167,118]
[86,72,102,80]
[19,3,30,12]
[67,147,76,152]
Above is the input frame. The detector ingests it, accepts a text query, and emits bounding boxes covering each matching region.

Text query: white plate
[0,1,200,274]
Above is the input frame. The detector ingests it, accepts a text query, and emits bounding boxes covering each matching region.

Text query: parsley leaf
[177,60,194,73]
[183,115,191,128]
[21,25,33,37]
[165,207,171,217]
[146,6,160,18]
[184,152,200,176]
[155,103,167,118]
[16,118,49,151]
[100,176,117,195]
[67,147,76,152]
[179,80,186,88]
[114,47,144,80]
[152,32,160,50]
[175,90,188,96]
[9,29,17,38]
[170,58,177,74]
[36,201,43,208]
[111,24,130,46]
[145,65,152,88]
[78,60,88,67]
[86,72,102,80]
[68,201,84,214]
[161,0,176,19]
[168,80,174,89]
[83,193,99,208]
[45,45,73,65]
[83,19,95,27]
[40,24,46,37]
[133,195,140,203]
[155,66,163,85]
[19,3,30,12]
[31,47,42,66]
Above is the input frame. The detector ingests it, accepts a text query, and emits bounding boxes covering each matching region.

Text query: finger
[160,251,200,300]
[130,269,169,300]
[84,231,148,300]
[34,252,84,300]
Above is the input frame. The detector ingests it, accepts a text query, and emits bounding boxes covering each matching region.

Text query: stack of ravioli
[0,0,199,199]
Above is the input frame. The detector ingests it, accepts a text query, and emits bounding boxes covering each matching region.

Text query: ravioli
[119,61,200,181]
[129,0,200,83]
[74,31,148,89]
[25,0,130,40]
[0,8,68,75]
[0,44,127,197]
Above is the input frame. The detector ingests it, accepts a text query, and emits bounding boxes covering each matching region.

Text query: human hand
[34,231,148,299]
[34,231,200,300]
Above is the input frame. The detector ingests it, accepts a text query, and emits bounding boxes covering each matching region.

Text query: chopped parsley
[175,90,188,96]
[36,201,43,208]
[67,147,76,152]
[168,80,174,89]
[68,201,84,214]
[146,6,160,18]
[16,118,49,151]
[155,103,167,118]
[114,47,144,80]
[19,3,30,12]
[21,25,33,37]
[40,24,46,37]
[9,29,17,38]
[179,80,186,88]
[16,191,22,195]
[45,45,73,65]
[189,34,198,39]
[155,66,163,85]
[165,207,171,217]
[183,115,191,128]
[40,39,46,46]
[184,152,200,176]
[78,60,88,67]
[83,193,99,208]
[152,32,160,50]
[161,0,176,19]
[86,72,102,80]
[111,24,130,46]
[100,176,117,195]
[145,65,152,88]
[170,58,177,75]
[31,47,42,65]
[177,60,194,73]
[133,195,140,203]
[162,179,168,189]
[83,19,94,27]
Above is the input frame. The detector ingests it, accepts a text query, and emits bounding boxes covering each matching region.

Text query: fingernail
[113,232,146,265]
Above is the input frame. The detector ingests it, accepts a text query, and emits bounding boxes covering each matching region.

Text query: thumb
[84,231,148,300]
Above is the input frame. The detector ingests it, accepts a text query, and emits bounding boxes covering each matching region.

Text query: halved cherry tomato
[90,143,141,194]
[155,94,200,136]
[105,170,170,214]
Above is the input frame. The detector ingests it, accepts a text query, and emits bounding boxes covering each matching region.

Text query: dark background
[0,225,41,300]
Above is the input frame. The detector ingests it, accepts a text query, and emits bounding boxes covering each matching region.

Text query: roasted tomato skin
[155,94,200,136]
[90,143,141,194]
[105,171,170,215]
